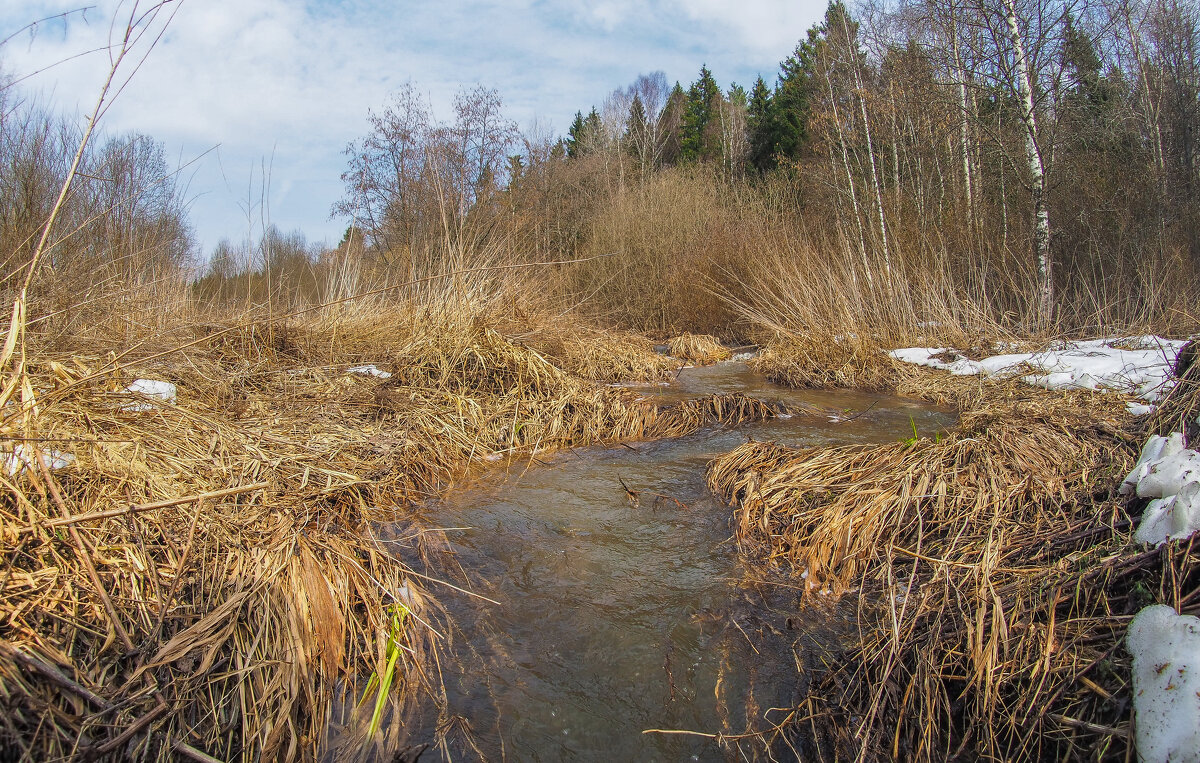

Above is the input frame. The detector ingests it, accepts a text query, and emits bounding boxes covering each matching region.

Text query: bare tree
[628,72,671,179]
[335,83,433,256]
[445,85,520,215]
[1003,0,1054,320]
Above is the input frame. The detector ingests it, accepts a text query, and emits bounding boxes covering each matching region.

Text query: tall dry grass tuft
[704,360,1200,760]
[667,333,731,364]
[559,168,763,337]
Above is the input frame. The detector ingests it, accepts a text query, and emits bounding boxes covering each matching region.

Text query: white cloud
[670,0,826,58]
[0,0,826,252]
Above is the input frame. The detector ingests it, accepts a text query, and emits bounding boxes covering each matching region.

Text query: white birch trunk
[840,12,891,277]
[1003,0,1053,322]
[825,69,872,285]
[951,4,975,226]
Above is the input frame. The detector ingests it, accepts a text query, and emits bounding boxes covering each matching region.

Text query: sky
[0,0,827,256]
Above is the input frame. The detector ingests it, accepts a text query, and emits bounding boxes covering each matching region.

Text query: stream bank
[700,335,1199,761]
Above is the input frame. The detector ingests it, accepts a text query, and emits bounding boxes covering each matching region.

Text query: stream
[400,361,952,761]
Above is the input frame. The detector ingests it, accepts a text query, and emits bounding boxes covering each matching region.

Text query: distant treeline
[0,77,192,326]
[7,1,1194,337]
[326,0,1199,334]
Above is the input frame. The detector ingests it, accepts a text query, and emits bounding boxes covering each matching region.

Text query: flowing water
[401,362,952,761]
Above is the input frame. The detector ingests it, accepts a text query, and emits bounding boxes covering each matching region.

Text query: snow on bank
[889,336,1187,402]
[347,364,392,379]
[894,334,1200,757]
[1127,605,1200,762]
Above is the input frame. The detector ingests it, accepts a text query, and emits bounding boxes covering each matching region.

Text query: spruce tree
[582,108,602,150]
[769,34,816,164]
[659,83,687,166]
[626,94,647,153]
[566,111,586,158]
[680,65,722,163]
[747,76,775,172]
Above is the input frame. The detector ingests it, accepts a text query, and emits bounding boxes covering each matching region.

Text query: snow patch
[1133,450,1200,499]
[1127,604,1200,763]
[1121,433,1200,546]
[347,364,392,379]
[889,336,1187,402]
[1137,485,1200,547]
[1127,402,1155,416]
[2,444,74,477]
[121,379,177,411]
[1123,434,1189,497]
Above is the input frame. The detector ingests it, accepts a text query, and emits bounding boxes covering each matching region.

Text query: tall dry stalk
[1,1,179,430]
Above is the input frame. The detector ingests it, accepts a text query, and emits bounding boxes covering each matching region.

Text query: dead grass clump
[0,355,443,761]
[750,334,901,392]
[526,329,677,383]
[707,381,1147,760]
[668,333,731,365]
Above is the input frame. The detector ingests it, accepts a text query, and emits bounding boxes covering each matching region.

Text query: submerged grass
[707,340,1199,761]
[0,298,781,761]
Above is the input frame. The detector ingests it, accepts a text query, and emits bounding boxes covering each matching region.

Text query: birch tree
[1003,0,1054,321]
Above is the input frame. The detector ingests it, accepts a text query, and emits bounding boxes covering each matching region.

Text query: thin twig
[92,701,170,755]
[171,740,224,763]
[0,642,111,710]
[23,482,269,534]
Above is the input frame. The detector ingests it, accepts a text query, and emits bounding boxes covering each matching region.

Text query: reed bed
[0,304,781,762]
[706,369,1175,760]
[667,334,732,365]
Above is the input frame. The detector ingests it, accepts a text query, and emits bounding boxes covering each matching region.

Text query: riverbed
[402,361,952,760]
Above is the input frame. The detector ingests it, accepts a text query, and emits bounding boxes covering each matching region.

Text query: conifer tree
[680,65,723,163]
[566,111,586,158]
[747,76,775,172]
[626,94,647,153]
[659,83,687,166]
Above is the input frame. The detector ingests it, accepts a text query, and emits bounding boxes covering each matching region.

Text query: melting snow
[1127,605,1200,762]
[2,444,74,477]
[347,364,393,379]
[888,336,1187,402]
[121,379,177,411]
[898,335,1200,755]
[1120,434,1200,547]
[1127,402,1155,416]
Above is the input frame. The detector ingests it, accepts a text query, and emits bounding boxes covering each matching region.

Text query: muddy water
[413,362,951,761]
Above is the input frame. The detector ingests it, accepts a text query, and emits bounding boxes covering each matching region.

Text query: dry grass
[0,300,783,761]
[562,168,756,335]
[706,363,1178,760]
[667,333,731,365]
[521,326,677,383]
[750,334,903,392]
